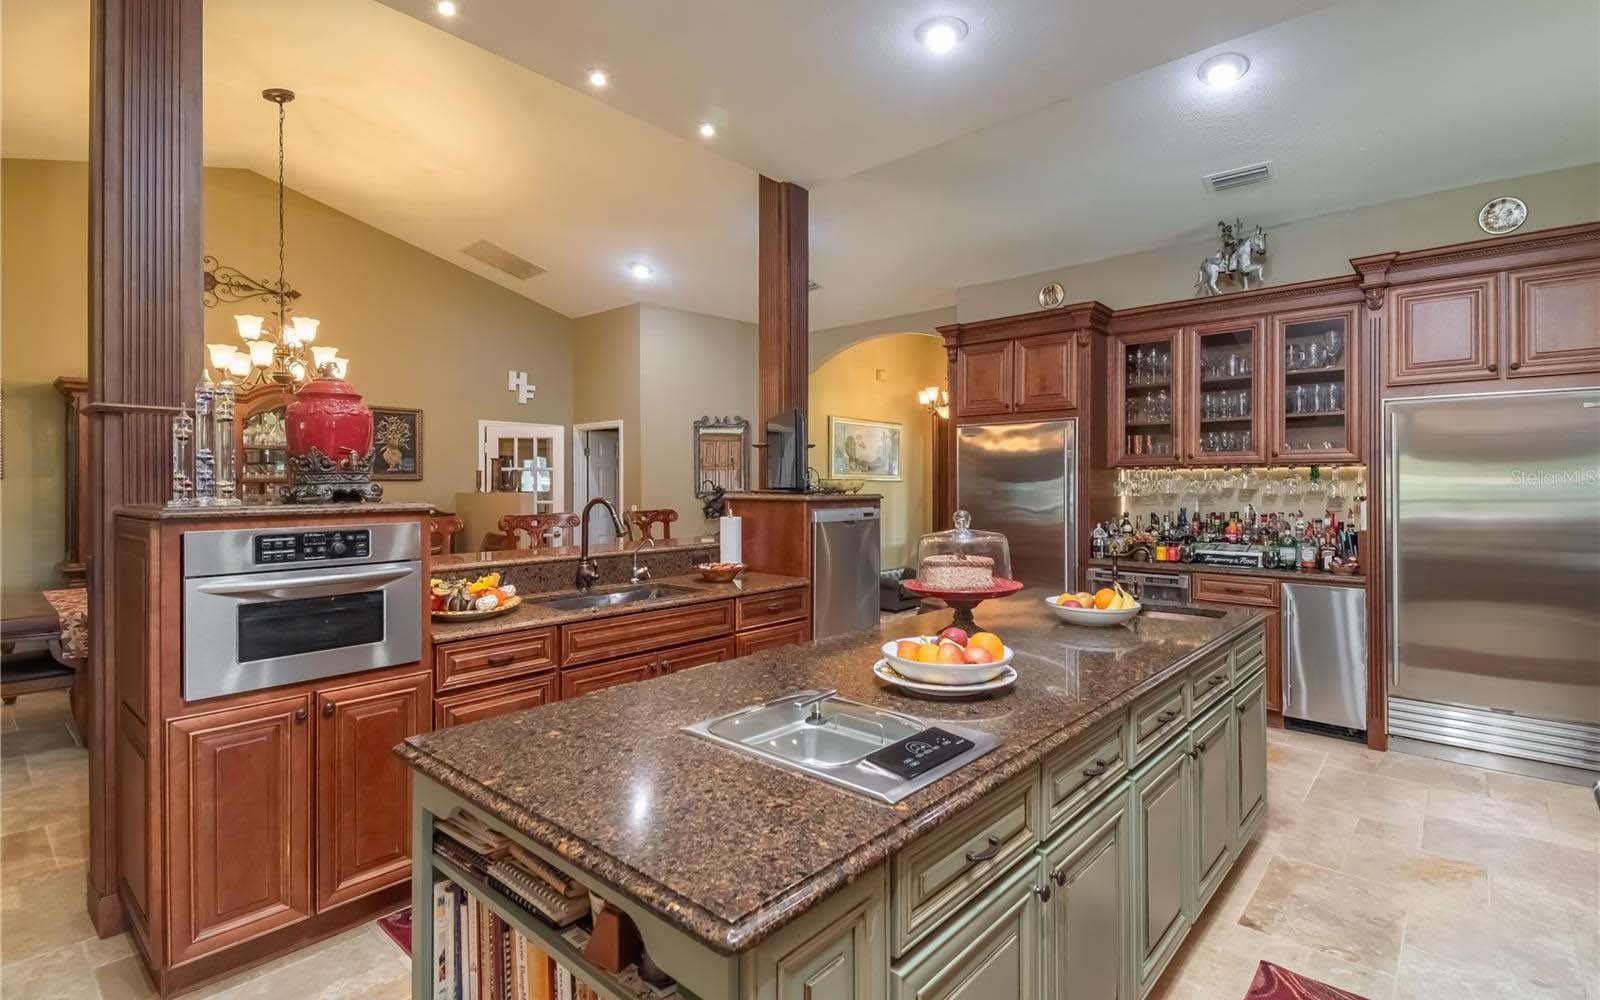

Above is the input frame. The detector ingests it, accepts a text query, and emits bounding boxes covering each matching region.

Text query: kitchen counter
[1087,556,1365,585]
[430,572,807,642]
[398,593,1261,953]
[437,535,716,573]
[116,500,435,520]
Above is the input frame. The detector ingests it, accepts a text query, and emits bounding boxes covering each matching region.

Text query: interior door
[479,420,564,510]
[580,427,621,544]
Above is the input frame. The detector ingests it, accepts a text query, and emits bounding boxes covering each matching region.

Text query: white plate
[879,637,1014,684]
[873,659,1017,698]
[1044,595,1141,627]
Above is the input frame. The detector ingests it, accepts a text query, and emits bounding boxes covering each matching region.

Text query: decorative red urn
[281,374,383,502]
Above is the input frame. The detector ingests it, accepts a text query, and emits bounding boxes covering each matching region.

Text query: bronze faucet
[576,497,627,591]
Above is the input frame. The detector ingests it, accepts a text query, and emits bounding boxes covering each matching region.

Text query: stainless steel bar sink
[684,691,1000,803]
[532,584,695,612]
[1140,603,1227,619]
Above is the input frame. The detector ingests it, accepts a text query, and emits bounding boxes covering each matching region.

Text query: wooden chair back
[429,514,465,556]
[498,513,581,549]
[624,508,678,541]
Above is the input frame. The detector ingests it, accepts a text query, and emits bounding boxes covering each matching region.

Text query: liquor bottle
[1298,526,1317,571]
[1091,522,1108,559]
[1120,511,1134,537]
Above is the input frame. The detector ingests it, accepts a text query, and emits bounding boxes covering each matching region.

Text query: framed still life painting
[828,416,903,481]
[371,406,423,480]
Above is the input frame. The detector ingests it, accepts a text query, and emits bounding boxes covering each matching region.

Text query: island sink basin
[684,691,1000,803]
[532,584,695,612]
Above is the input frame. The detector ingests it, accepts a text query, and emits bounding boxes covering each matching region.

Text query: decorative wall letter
[507,370,536,404]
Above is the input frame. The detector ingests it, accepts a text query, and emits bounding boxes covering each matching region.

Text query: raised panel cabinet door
[315,672,430,910]
[1386,276,1499,386]
[771,895,882,1000]
[1110,330,1182,466]
[166,695,312,963]
[1234,676,1269,850]
[559,657,655,699]
[736,620,810,656]
[1262,609,1283,715]
[1014,334,1079,413]
[1183,318,1266,465]
[1507,261,1600,378]
[435,673,558,728]
[1132,739,1190,994]
[1188,700,1234,911]
[956,341,1015,418]
[1043,788,1131,1000]
[658,636,740,674]
[891,862,1043,1000]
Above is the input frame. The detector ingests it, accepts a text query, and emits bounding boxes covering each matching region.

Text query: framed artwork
[371,406,423,480]
[828,416,902,481]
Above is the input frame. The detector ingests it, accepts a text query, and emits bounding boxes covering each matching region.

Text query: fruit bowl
[1045,595,1141,627]
[880,633,1013,685]
[695,562,746,582]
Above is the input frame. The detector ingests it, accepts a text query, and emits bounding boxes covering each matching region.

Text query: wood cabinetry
[434,628,556,693]
[890,862,1042,1000]
[954,341,1015,418]
[736,620,810,656]
[1184,318,1265,465]
[1233,674,1269,849]
[314,672,430,910]
[1131,738,1189,994]
[1014,333,1080,413]
[1109,329,1182,466]
[435,674,557,727]
[1385,275,1499,386]
[561,635,739,699]
[1042,789,1131,1000]
[1269,306,1360,463]
[1187,700,1234,911]
[1507,260,1600,378]
[166,695,313,964]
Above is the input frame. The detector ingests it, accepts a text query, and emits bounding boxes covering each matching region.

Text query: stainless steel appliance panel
[1086,567,1189,605]
[956,421,1075,594]
[1281,582,1368,731]
[811,506,882,639]
[1387,390,1600,726]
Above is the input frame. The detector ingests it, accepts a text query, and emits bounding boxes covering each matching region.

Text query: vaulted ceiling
[3,0,1596,328]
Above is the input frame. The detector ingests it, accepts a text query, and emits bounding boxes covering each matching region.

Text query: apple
[962,646,995,665]
[936,626,970,646]
[936,642,966,665]
[895,639,922,660]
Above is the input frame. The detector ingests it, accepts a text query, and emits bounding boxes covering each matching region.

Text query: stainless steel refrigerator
[956,421,1076,594]
[1386,388,1600,772]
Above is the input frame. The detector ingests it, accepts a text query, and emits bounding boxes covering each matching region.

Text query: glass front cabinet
[1110,329,1181,466]
[1269,307,1359,464]
[1183,319,1265,465]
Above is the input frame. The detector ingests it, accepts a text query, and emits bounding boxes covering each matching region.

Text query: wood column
[86,0,204,934]
[757,176,809,483]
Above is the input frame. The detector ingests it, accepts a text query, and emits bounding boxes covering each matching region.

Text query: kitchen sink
[684,691,1000,803]
[533,584,696,612]
[1140,603,1227,619]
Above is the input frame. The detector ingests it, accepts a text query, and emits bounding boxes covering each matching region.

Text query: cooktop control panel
[253,529,372,565]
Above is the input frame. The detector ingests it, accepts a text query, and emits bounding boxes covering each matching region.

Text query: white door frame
[477,420,565,509]
[572,420,625,517]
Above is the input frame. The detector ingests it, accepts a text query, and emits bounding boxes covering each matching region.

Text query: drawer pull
[1051,869,1068,888]
[1156,709,1180,724]
[1238,702,1251,713]
[1196,739,1208,752]
[1206,675,1227,688]
[486,653,516,667]
[1032,883,1053,903]
[1081,760,1109,778]
[965,835,1002,864]
[764,600,788,612]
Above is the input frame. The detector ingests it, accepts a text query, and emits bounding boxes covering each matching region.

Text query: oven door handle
[194,565,414,600]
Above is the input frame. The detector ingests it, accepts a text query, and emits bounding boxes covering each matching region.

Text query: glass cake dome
[915,510,1013,590]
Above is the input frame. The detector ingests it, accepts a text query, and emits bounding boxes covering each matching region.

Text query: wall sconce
[917,385,950,420]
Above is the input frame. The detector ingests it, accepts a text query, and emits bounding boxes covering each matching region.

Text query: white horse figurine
[1195,226,1267,296]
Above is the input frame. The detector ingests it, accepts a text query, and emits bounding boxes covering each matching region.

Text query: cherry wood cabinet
[954,341,1015,418]
[434,627,557,694]
[1014,333,1079,412]
[1109,329,1182,466]
[314,672,430,911]
[166,695,313,964]
[736,620,811,656]
[561,636,740,698]
[560,599,736,667]
[1507,260,1600,378]
[435,674,557,728]
[1269,306,1360,463]
[1385,275,1499,386]
[1183,319,1265,465]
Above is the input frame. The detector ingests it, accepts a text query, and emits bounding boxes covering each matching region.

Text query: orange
[895,639,922,660]
[915,643,944,663]
[968,632,1004,659]
[1094,588,1116,609]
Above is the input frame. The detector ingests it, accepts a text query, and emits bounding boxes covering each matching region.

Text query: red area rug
[377,907,411,956]
[1246,962,1370,999]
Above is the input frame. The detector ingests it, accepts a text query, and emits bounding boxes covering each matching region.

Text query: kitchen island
[397,594,1267,1000]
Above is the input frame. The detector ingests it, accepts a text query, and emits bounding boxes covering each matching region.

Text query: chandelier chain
[276,98,287,331]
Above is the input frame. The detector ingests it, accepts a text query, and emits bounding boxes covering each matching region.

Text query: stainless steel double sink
[531,583,695,612]
[684,691,999,803]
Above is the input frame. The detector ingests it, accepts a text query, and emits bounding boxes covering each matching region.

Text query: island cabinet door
[1042,788,1131,1000]
[314,671,430,911]
[742,867,888,1000]
[891,861,1043,1000]
[1131,738,1190,995]
[1188,699,1235,912]
[1234,674,1269,850]
[166,695,312,964]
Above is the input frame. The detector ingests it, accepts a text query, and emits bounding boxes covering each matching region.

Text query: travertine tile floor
[2,689,1595,999]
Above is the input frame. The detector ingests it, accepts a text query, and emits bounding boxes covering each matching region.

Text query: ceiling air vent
[1203,161,1273,193]
[461,239,545,280]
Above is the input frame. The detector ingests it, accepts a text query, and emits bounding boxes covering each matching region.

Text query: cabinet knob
[1196,739,1208,752]
[294,708,307,723]
[1509,361,1521,371]
[1032,883,1053,903]
[1051,870,1068,888]
[323,702,336,717]
[1488,362,1499,373]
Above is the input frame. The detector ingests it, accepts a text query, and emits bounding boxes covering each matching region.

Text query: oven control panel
[253,529,372,564]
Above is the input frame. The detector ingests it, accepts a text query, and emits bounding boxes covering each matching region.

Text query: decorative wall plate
[1478,196,1527,235]
[1038,281,1065,309]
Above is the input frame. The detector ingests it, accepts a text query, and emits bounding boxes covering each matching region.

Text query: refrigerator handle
[1281,604,1292,709]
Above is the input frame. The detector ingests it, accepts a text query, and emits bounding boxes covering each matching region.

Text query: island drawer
[434,674,558,728]
[1191,574,1278,607]
[559,600,735,666]
[1129,676,1188,764]
[434,627,558,693]
[1040,718,1128,837]
[890,771,1040,958]
[735,587,810,631]
[1185,646,1234,716]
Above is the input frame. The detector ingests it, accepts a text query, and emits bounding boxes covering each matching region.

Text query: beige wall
[809,306,954,369]
[572,304,642,511]
[1,159,91,592]
[809,333,946,568]
[956,164,1600,322]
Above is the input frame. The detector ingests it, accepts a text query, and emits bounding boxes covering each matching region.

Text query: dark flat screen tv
[764,409,807,491]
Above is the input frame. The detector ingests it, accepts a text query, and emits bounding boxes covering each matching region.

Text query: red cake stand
[900,578,1024,634]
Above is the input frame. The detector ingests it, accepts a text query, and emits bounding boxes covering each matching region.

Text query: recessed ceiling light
[629,262,653,280]
[588,68,609,88]
[698,122,717,138]
[915,17,968,55]
[435,0,457,16]
[1198,53,1250,89]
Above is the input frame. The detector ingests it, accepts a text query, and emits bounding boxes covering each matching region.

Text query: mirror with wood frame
[693,415,749,497]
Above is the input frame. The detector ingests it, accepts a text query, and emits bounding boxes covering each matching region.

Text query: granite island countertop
[1086,556,1366,585]
[397,593,1262,954]
[430,572,807,642]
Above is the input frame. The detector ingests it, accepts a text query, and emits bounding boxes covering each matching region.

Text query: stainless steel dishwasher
[811,506,881,639]
[1281,582,1368,732]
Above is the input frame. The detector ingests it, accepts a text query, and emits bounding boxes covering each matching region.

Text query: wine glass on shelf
[1325,328,1345,365]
